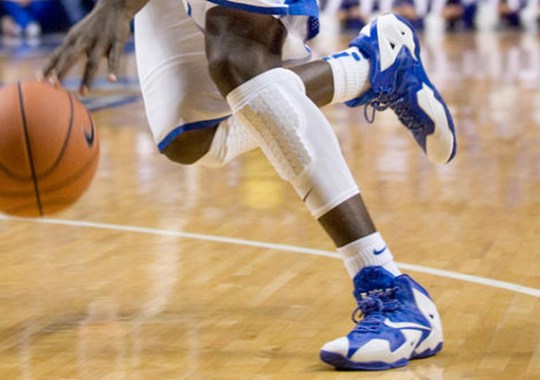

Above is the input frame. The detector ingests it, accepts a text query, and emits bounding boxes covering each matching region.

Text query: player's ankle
[323,47,371,104]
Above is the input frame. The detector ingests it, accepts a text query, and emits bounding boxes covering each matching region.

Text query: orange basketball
[0,81,99,217]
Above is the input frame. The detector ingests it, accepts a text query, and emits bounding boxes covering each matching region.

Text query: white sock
[324,47,371,104]
[338,232,401,278]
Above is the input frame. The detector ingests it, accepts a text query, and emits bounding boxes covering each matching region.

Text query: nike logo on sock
[373,246,387,255]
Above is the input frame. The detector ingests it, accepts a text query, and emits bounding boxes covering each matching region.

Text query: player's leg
[205,12,456,165]
[205,7,377,239]
[135,0,361,167]
[204,8,443,370]
[136,0,392,272]
[134,0,258,166]
[137,0,455,168]
[137,2,444,369]
[135,0,339,169]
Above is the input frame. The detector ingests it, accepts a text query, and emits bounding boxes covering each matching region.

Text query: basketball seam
[0,130,99,198]
[0,89,76,182]
[36,91,75,178]
[17,81,43,216]
[35,147,99,194]
[0,142,98,221]
[0,85,32,180]
[0,162,33,181]
[0,189,36,197]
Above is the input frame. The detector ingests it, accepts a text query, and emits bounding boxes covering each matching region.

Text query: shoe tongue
[353,267,396,299]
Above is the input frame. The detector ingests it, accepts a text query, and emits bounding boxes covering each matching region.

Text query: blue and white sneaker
[348,13,457,165]
[320,266,443,370]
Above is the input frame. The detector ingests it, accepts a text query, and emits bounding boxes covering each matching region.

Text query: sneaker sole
[320,341,443,370]
[387,14,457,164]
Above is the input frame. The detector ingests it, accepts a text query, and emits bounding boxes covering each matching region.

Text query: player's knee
[161,145,199,165]
[161,128,217,166]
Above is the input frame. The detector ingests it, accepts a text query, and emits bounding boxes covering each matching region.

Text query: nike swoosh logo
[83,118,95,148]
[384,319,431,331]
[373,246,387,255]
[302,188,313,202]
[383,318,433,353]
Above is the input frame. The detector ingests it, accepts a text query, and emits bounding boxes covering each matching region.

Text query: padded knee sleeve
[227,68,360,218]
[195,117,258,167]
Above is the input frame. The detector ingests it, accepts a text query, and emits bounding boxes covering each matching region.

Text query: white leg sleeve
[226,68,360,219]
[195,117,258,168]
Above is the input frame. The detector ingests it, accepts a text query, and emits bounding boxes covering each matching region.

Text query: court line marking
[2,215,539,298]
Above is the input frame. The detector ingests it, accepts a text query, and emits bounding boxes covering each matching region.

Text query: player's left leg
[204,7,443,371]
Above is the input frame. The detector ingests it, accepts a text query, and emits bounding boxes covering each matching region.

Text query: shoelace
[351,287,400,332]
[363,87,395,124]
[363,84,423,132]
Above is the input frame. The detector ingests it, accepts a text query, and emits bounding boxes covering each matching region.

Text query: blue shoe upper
[347,14,457,163]
[347,267,432,356]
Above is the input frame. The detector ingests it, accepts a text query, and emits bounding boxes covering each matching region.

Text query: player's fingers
[107,42,123,82]
[35,70,57,86]
[41,55,59,78]
[54,45,87,81]
[41,32,79,78]
[41,46,67,80]
[81,48,102,95]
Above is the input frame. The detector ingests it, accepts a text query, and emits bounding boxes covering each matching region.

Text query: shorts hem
[158,115,231,152]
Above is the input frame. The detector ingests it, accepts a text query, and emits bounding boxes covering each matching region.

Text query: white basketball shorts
[135,0,319,151]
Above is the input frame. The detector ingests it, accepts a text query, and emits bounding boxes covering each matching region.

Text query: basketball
[0,81,100,217]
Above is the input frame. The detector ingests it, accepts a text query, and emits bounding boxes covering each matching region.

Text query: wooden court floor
[0,29,539,379]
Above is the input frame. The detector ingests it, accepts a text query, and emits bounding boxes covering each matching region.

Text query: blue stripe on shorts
[158,115,231,152]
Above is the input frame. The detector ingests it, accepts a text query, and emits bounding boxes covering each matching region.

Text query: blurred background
[0,1,538,379]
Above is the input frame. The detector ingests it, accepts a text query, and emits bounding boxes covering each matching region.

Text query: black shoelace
[351,287,401,333]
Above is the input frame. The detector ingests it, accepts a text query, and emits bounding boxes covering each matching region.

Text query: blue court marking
[81,94,141,112]
[62,76,142,112]
[0,76,142,112]
[61,76,140,91]
[0,35,135,58]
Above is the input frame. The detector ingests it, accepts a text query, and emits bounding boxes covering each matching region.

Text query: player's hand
[41,1,133,95]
